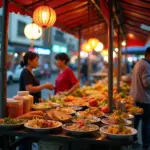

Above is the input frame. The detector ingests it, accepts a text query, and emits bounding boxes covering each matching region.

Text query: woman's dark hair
[145,47,150,57]
[20,51,39,67]
[55,53,70,64]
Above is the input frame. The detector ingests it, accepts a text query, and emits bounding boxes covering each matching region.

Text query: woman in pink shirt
[54,53,80,95]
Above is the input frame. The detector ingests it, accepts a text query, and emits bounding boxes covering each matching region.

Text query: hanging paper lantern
[114,48,118,52]
[101,50,108,56]
[94,42,104,52]
[121,40,126,46]
[88,38,99,49]
[81,42,92,53]
[24,23,42,40]
[33,5,56,28]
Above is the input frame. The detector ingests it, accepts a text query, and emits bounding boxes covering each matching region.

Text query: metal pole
[0,0,9,117]
[87,52,91,83]
[108,0,113,113]
[117,27,121,93]
[125,41,128,74]
[77,30,81,80]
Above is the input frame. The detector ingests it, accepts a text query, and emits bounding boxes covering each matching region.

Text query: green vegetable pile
[0,117,24,125]
[49,95,65,105]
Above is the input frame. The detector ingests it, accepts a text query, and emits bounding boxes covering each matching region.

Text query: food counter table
[0,128,133,150]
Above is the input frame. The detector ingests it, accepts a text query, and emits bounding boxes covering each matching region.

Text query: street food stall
[0,80,143,150]
[0,0,149,150]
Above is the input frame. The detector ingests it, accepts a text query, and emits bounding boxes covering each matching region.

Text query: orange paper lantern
[33,5,56,28]
[81,42,93,53]
[88,38,99,49]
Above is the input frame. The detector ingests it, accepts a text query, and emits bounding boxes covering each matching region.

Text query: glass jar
[7,98,23,118]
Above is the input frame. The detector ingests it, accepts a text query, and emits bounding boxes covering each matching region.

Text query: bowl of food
[72,116,101,124]
[71,106,83,111]
[62,122,99,135]
[100,125,137,139]
[32,103,53,111]
[0,117,26,129]
[78,108,105,118]
[56,107,76,115]
[101,117,132,126]
[105,110,134,120]
[127,106,143,115]
[24,119,62,132]
[64,98,88,107]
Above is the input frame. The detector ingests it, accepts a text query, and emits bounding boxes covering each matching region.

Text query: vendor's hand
[44,83,54,90]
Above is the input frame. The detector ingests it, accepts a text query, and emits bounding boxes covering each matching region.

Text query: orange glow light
[128,33,134,38]
[94,42,104,52]
[88,38,99,49]
[33,5,56,28]
[81,42,93,53]
[121,41,126,46]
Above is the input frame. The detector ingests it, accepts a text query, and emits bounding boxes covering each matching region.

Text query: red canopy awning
[0,0,149,45]
[120,0,150,41]
[0,0,106,39]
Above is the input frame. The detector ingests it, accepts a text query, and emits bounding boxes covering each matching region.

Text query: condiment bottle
[13,91,32,113]
[121,101,126,112]
[115,101,121,110]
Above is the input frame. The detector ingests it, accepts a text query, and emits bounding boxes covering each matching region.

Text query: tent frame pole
[117,27,121,93]
[0,0,9,117]
[108,0,114,113]
[78,30,81,81]
[125,40,128,74]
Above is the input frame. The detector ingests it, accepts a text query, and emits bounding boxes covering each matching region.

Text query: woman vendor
[55,53,80,94]
[19,51,54,103]
[19,51,54,150]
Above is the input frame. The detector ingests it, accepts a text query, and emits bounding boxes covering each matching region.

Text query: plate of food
[78,108,105,118]
[127,106,143,115]
[64,99,88,107]
[71,106,83,111]
[17,111,45,120]
[0,117,26,129]
[32,103,53,111]
[105,110,134,120]
[72,116,101,124]
[45,109,72,123]
[101,117,132,126]
[24,119,62,132]
[62,122,99,135]
[85,90,101,95]
[56,107,76,115]
[100,125,137,139]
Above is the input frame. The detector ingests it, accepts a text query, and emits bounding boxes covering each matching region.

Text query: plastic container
[7,98,23,118]
[18,91,34,107]
[121,102,126,112]
[115,101,121,110]
[28,94,34,107]
[13,91,33,113]
[17,91,34,107]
